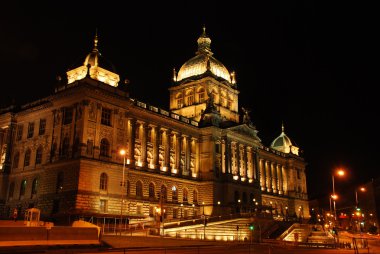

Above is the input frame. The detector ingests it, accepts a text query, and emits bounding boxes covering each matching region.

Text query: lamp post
[355,187,366,208]
[119,149,127,234]
[332,169,345,222]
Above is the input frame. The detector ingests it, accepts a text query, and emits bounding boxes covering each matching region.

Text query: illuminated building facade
[0,29,309,222]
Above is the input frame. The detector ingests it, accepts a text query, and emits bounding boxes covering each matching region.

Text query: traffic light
[249,224,254,231]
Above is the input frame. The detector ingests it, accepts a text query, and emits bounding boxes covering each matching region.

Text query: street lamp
[119,149,127,234]
[332,169,345,222]
[355,187,366,208]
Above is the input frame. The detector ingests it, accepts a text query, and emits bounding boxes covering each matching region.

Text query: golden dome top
[176,26,232,83]
[66,32,120,87]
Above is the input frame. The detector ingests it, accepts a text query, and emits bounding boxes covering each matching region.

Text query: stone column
[273,162,277,193]
[174,132,181,173]
[164,129,171,170]
[141,122,147,167]
[153,126,159,170]
[221,139,226,174]
[277,164,283,195]
[259,158,266,191]
[128,118,136,166]
[266,160,271,192]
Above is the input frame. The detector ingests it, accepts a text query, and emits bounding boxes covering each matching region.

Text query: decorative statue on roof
[205,89,217,113]
[241,107,252,125]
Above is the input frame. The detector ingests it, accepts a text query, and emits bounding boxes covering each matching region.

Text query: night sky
[1,2,378,204]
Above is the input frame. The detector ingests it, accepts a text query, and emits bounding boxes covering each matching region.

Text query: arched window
[100,138,110,157]
[193,189,198,203]
[56,172,64,193]
[160,185,167,201]
[31,178,38,197]
[13,152,19,168]
[197,87,205,103]
[8,182,15,200]
[172,186,178,202]
[24,149,31,167]
[136,181,143,198]
[100,173,108,191]
[183,188,188,203]
[61,137,70,157]
[149,182,155,199]
[20,179,27,197]
[35,146,43,165]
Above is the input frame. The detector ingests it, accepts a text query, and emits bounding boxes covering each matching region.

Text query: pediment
[227,124,261,142]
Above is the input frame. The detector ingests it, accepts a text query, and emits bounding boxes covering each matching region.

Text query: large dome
[176,27,232,83]
[270,124,299,155]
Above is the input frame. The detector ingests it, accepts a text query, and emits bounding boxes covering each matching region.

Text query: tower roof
[66,32,120,87]
[270,123,300,155]
[176,26,232,84]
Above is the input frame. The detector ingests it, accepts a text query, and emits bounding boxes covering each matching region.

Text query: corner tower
[169,27,239,122]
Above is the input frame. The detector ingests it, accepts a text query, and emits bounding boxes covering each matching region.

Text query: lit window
[31,178,38,197]
[20,179,27,198]
[100,199,107,213]
[172,186,178,202]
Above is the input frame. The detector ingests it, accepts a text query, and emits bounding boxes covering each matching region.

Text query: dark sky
[1,1,378,203]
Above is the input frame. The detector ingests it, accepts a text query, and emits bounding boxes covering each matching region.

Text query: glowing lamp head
[337,169,345,176]
[119,149,126,156]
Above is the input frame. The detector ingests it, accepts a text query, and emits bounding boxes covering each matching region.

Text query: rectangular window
[187,95,194,106]
[199,93,205,103]
[63,107,73,125]
[297,168,301,179]
[27,122,34,139]
[38,119,46,135]
[100,199,107,213]
[16,125,23,141]
[101,108,112,126]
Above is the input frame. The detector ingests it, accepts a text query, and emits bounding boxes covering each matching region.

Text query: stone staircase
[306,225,335,244]
[163,218,254,241]
[279,223,335,244]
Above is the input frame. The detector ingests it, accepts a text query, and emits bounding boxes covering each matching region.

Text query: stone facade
[0,29,309,223]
